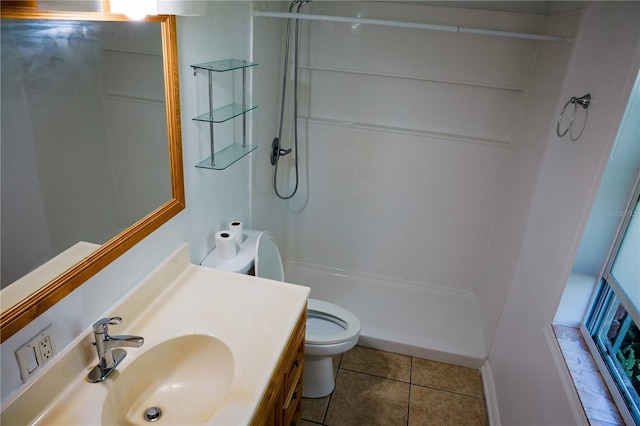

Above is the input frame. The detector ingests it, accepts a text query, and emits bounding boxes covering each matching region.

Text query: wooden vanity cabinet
[252,307,306,426]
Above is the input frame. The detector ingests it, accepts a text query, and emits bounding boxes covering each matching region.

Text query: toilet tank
[201,229,261,274]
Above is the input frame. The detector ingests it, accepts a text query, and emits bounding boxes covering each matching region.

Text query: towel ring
[557,93,591,141]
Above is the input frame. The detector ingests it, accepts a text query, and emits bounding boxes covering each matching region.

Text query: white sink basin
[102,334,234,425]
[0,248,310,426]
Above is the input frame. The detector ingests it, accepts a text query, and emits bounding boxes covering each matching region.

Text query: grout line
[338,367,411,383]
[414,383,486,400]
[321,367,339,425]
[322,392,332,424]
[407,357,414,426]
[319,356,342,424]
[338,365,485,399]
[302,348,488,425]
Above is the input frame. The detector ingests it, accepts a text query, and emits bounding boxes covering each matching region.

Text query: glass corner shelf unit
[191,59,258,73]
[192,104,257,123]
[191,59,258,170]
[195,143,257,170]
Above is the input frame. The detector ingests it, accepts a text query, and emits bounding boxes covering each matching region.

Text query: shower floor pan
[284,261,486,369]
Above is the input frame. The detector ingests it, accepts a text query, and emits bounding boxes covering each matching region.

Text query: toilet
[202,229,360,398]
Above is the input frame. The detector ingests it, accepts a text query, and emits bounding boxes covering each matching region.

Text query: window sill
[553,324,625,425]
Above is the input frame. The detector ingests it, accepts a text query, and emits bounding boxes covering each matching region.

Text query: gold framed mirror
[0,8,184,342]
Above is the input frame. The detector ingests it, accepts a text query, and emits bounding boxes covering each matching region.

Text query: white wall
[251,1,291,256]
[258,2,576,355]
[476,8,580,352]
[281,2,544,293]
[488,2,640,424]
[1,1,255,402]
[177,2,256,263]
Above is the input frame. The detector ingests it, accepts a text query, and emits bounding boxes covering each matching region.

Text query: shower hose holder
[270,137,292,165]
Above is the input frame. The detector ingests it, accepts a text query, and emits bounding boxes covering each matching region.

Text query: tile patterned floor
[299,345,488,426]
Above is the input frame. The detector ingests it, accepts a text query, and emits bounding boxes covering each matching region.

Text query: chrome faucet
[87,316,143,383]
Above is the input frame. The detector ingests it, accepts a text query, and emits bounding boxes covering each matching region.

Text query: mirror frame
[0,8,185,342]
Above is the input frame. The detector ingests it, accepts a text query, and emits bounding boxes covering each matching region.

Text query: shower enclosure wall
[252,1,581,366]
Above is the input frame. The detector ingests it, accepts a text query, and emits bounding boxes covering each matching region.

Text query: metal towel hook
[557,93,591,141]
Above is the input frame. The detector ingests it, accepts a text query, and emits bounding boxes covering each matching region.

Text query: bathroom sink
[102,334,234,425]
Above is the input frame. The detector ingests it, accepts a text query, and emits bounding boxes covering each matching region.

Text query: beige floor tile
[297,419,321,426]
[409,385,487,426]
[411,357,483,397]
[301,396,330,423]
[325,369,409,426]
[340,345,411,382]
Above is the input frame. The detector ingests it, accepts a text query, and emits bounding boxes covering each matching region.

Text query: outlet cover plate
[15,324,56,381]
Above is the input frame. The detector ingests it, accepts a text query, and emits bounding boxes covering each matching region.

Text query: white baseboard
[481,360,500,426]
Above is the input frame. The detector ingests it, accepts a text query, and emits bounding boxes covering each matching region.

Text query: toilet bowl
[202,229,360,398]
[303,298,360,397]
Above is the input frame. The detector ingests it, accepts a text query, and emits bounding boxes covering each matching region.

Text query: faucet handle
[93,316,122,334]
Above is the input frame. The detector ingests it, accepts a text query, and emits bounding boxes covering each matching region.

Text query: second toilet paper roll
[215,230,236,260]
[229,221,243,245]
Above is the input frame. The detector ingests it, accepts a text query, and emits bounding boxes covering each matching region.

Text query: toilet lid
[254,232,285,282]
[306,298,361,345]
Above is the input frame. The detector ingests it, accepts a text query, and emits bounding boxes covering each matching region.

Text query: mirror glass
[0,10,184,341]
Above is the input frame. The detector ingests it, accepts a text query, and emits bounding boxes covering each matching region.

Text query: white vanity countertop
[0,244,310,425]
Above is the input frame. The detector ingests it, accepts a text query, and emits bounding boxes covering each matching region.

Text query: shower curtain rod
[253,11,572,43]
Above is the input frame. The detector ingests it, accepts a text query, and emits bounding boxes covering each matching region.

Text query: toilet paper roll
[215,231,236,260]
[229,221,243,245]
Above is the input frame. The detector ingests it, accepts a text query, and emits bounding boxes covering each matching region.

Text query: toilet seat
[306,299,361,345]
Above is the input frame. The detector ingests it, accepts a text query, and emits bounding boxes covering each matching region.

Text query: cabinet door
[251,308,306,426]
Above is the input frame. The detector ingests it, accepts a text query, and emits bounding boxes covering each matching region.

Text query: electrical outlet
[15,325,56,381]
[38,335,54,361]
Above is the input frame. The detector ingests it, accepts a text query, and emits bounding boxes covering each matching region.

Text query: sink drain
[143,406,162,422]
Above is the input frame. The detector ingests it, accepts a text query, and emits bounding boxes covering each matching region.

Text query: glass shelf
[191,59,258,73]
[195,143,257,170]
[191,58,257,170]
[192,103,257,123]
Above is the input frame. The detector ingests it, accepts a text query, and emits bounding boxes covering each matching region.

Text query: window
[587,186,640,424]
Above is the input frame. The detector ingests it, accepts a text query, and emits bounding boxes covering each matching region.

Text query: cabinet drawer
[284,345,304,397]
[283,311,305,397]
[283,380,303,426]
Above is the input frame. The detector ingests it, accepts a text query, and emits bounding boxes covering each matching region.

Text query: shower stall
[251,1,581,366]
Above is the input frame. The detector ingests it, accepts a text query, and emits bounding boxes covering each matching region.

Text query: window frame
[583,174,640,425]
